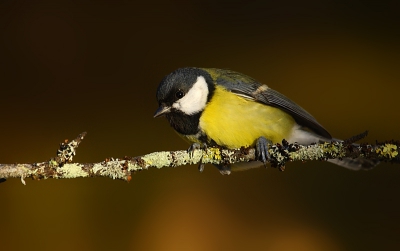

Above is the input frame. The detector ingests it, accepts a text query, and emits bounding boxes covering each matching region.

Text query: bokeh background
[1,1,399,250]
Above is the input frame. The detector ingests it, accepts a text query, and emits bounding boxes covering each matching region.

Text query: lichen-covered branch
[0,132,399,184]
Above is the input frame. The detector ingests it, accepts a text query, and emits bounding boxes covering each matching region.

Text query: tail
[289,128,380,170]
[328,158,379,171]
[327,137,380,170]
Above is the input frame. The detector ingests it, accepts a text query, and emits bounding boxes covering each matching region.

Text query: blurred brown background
[0,0,399,250]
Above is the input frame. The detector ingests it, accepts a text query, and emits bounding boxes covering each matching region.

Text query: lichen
[57,163,89,179]
[92,161,125,180]
[141,151,172,168]
[290,145,323,161]
[205,148,222,161]
[376,144,398,159]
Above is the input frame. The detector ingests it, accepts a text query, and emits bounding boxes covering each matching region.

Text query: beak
[153,104,171,118]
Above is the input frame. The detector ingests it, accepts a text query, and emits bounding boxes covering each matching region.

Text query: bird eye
[175,90,184,99]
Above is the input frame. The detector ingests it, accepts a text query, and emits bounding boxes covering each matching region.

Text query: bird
[154,67,378,174]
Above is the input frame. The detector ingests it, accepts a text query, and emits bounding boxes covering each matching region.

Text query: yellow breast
[199,86,296,148]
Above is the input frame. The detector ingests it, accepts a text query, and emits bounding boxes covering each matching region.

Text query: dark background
[1,1,399,250]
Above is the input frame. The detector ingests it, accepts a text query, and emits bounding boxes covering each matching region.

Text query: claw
[219,170,231,175]
[256,137,272,166]
[215,164,231,175]
[187,143,201,158]
[198,162,205,173]
[188,143,207,172]
[188,142,201,152]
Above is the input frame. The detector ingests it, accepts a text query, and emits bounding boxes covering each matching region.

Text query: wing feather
[207,68,332,139]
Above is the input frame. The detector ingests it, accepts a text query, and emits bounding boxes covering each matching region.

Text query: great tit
[154,67,378,174]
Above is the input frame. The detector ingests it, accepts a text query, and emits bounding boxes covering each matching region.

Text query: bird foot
[256,137,272,167]
[188,143,207,173]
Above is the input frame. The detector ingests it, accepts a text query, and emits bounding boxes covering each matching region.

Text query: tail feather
[289,129,380,170]
[328,137,380,170]
[328,157,379,170]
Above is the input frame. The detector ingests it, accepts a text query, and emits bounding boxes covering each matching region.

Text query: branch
[0,132,399,184]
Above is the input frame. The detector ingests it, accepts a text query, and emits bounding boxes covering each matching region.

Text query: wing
[205,68,332,139]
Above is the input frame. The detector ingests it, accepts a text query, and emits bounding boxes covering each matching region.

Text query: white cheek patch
[172,76,209,115]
